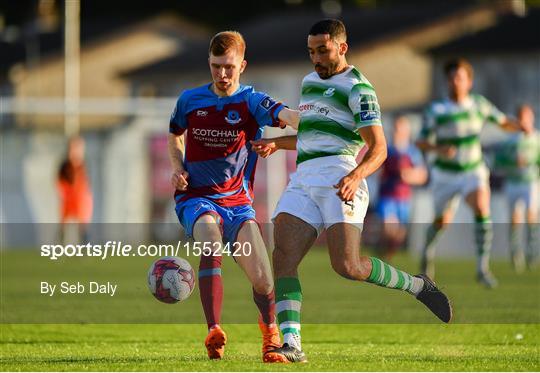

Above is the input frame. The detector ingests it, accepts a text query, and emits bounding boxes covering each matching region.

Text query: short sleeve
[476,95,506,126]
[349,83,382,130]
[248,91,286,128]
[169,93,188,135]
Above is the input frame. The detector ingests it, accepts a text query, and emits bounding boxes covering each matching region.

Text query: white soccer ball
[147,256,195,303]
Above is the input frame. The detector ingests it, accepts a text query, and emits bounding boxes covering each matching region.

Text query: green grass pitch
[1,249,539,371]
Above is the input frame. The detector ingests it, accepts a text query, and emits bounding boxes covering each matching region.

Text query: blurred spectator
[377,116,427,261]
[57,136,93,241]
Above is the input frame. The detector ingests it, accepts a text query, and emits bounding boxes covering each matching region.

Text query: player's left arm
[499,116,526,132]
[250,92,299,129]
[334,125,387,202]
[480,96,525,132]
[277,108,300,129]
[251,135,297,158]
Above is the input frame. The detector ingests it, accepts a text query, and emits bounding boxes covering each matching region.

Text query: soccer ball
[147,256,195,303]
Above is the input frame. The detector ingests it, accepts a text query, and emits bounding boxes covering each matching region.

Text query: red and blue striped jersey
[169,83,285,207]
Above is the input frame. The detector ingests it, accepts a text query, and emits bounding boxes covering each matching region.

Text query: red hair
[209,31,246,57]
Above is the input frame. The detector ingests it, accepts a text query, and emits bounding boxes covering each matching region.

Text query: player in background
[252,19,452,363]
[377,116,427,261]
[57,136,93,242]
[167,31,299,362]
[494,104,539,271]
[417,58,526,288]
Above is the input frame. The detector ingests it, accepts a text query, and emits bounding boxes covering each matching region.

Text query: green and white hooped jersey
[421,94,506,172]
[495,131,540,182]
[296,66,382,164]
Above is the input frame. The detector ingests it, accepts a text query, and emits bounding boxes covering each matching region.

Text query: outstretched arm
[500,117,526,132]
[334,125,387,202]
[251,136,297,158]
[277,108,300,130]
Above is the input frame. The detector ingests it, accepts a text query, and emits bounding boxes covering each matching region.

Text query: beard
[315,61,340,79]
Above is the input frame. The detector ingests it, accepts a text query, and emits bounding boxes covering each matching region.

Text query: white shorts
[431,163,490,216]
[504,180,539,213]
[272,155,369,235]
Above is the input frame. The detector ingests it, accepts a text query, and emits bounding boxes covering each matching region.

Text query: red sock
[253,287,275,325]
[198,255,223,329]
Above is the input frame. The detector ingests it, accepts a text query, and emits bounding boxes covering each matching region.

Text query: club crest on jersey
[323,87,335,97]
[225,110,242,125]
[196,110,208,117]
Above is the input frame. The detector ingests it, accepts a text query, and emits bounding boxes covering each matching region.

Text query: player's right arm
[168,94,189,191]
[168,133,189,191]
[334,80,386,202]
[335,125,387,202]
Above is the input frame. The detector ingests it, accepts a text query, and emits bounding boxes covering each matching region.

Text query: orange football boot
[259,318,287,363]
[205,325,227,359]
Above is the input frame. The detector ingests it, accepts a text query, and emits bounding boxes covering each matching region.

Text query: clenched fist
[171,169,189,191]
[250,139,277,158]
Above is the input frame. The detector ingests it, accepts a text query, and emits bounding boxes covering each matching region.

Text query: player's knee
[253,279,273,295]
[434,216,448,229]
[238,219,259,234]
[331,259,361,281]
[194,214,222,242]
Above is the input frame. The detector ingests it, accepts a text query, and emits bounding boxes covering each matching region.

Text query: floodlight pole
[64,0,80,137]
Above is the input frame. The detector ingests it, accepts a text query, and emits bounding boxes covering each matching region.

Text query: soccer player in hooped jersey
[252,19,453,363]
[167,31,299,362]
[417,58,526,288]
[494,104,539,271]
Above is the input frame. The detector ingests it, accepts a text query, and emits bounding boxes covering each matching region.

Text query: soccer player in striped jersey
[417,58,526,288]
[252,19,452,364]
[168,31,299,362]
[494,104,539,271]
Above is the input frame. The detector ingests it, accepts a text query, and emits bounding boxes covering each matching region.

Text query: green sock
[510,223,521,258]
[275,277,302,349]
[526,223,539,264]
[475,215,493,274]
[366,257,424,295]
